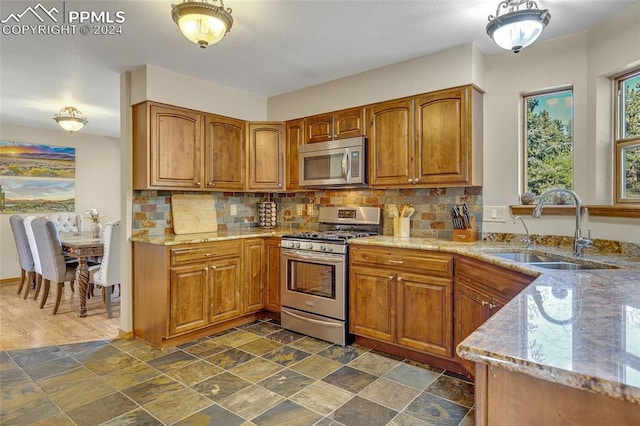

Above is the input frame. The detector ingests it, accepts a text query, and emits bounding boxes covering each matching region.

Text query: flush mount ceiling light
[486,0,550,53]
[171,0,233,48]
[53,106,88,133]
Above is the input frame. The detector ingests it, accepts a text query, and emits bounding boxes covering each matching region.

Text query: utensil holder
[452,216,478,242]
[393,217,410,238]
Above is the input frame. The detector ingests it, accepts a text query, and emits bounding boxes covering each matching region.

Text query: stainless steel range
[280,206,381,346]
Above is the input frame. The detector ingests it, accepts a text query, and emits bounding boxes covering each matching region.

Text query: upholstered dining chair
[88,220,120,318]
[22,216,43,300]
[9,215,35,296]
[45,212,83,233]
[31,217,78,314]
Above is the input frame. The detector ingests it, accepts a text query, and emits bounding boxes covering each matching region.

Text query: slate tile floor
[1,319,475,425]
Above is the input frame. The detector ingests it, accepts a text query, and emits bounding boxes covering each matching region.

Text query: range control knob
[305,243,313,250]
[294,242,301,248]
[326,245,333,252]
[319,245,326,251]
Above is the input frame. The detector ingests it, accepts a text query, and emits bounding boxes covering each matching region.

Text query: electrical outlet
[230,204,237,216]
[296,204,303,216]
[307,204,314,215]
[483,206,507,223]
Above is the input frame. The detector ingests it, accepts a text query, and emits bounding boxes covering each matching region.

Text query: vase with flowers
[86,208,106,238]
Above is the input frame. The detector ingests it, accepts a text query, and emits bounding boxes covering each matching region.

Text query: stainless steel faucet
[513,216,531,248]
[532,188,592,256]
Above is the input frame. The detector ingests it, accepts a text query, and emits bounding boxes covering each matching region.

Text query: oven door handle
[282,308,343,328]
[281,249,344,264]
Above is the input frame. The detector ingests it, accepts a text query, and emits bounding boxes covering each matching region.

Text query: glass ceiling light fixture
[486,0,551,53]
[53,106,88,133]
[171,0,233,48]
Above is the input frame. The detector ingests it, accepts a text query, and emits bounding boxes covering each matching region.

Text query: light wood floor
[0,278,121,351]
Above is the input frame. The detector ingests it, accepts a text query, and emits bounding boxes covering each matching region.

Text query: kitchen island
[349,236,640,424]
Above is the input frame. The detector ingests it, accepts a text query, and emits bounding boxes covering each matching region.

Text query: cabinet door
[286,119,305,190]
[150,104,203,188]
[243,239,264,314]
[397,272,453,357]
[454,279,492,372]
[208,256,242,324]
[334,107,365,140]
[307,113,334,143]
[169,264,209,336]
[414,87,468,185]
[367,98,414,186]
[204,115,245,190]
[349,266,396,342]
[247,123,285,190]
[264,238,281,312]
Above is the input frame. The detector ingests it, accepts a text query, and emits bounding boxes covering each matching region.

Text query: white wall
[267,43,485,120]
[130,65,268,121]
[0,124,121,279]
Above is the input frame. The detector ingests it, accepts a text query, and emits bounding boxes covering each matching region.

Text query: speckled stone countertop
[349,236,640,405]
[130,228,290,245]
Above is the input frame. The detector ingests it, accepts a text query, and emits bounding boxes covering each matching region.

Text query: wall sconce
[171,0,233,48]
[53,106,88,133]
[487,0,551,53]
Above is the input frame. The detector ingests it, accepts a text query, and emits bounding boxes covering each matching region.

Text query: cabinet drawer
[350,246,453,277]
[170,241,241,265]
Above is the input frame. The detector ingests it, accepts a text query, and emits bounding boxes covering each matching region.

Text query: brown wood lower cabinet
[453,256,534,374]
[264,237,281,312]
[133,238,271,348]
[349,246,454,359]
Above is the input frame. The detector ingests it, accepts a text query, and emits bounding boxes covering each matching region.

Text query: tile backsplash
[132,187,483,239]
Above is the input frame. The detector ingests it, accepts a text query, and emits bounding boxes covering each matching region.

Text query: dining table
[59,231,104,317]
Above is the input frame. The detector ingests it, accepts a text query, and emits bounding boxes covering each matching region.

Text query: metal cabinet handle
[195,181,201,187]
[204,253,214,257]
[407,178,413,183]
[397,276,403,281]
[388,275,395,280]
[413,178,419,183]
[489,302,495,310]
[481,300,488,306]
[388,259,404,264]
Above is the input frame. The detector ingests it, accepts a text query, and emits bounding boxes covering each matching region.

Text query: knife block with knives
[451,204,478,243]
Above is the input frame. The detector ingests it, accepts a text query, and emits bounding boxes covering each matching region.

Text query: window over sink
[614,68,640,204]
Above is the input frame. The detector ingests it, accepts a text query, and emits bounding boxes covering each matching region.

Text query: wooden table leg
[76,258,89,317]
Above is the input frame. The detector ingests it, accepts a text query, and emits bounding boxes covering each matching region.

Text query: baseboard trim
[118,329,134,339]
[0,277,20,285]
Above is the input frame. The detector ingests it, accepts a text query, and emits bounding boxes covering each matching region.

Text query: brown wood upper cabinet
[367,85,483,187]
[247,122,286,191]
[285,119,305,191]
[306,107,365,143]
[133,101,245,191]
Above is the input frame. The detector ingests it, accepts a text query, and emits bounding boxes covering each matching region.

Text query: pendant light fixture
[171,0,233,48]
[53,106,88,133]
[486,0,551,53]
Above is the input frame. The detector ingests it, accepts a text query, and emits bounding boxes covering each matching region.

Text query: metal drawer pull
[388,259,404,264]
[204,253,214,256]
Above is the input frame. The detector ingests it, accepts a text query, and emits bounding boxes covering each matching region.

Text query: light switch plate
[230,204,237,216]
[296,204,303,216]
[483,206,507,222]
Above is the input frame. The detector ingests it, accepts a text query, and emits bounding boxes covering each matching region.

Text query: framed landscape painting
[0,141,75,213]
[0,179,75,213]
[0,141,75,178]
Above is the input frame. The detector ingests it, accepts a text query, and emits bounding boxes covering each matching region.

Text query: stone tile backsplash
[131,187,483,239]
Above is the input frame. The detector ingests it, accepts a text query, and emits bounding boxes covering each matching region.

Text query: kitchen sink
[491,251,617,270]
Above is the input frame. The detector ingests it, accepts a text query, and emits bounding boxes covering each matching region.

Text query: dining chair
[88,220,120,318]
[45,212,83,233]
[9,215,35,296]
[22,216,43,300]
[31,217,78,314]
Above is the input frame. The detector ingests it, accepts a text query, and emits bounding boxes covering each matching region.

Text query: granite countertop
[349,236,640,405]
[130,228,290,245]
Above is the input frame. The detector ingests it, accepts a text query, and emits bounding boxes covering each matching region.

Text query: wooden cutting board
[171,194,218,234]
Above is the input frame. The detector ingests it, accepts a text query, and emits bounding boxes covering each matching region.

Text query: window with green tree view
[615,69,640,203]
[523,89,573,196]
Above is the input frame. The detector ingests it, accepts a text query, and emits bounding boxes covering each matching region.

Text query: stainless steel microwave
[299,137,367,188]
